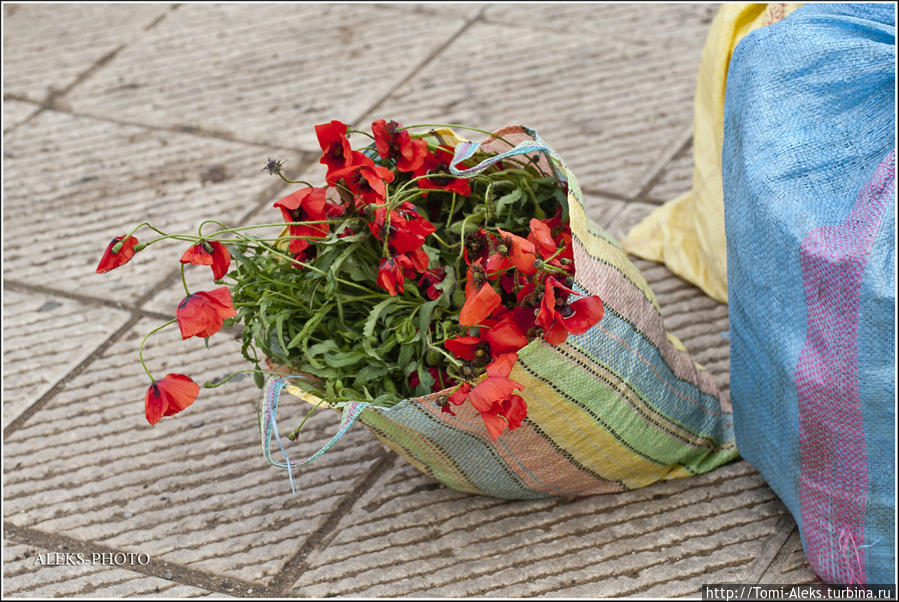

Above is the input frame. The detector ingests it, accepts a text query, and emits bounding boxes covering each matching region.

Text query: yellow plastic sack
[622,3,801,304]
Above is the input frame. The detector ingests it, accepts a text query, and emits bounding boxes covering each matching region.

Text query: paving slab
[366,10,708,198]
[289,459,788,597]
[2,109,300,303]
[2,4,172,103]
[2,99,38,133]
[63,4,473,151]
[482,3,719,42]
[2,288,130,429]
[2,539,221,598]
[759,529,821,586]
[3,317,385,586]
[375,2,487,19]
[643,141,695,203]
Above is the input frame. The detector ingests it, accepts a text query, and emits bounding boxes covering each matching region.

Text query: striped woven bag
[260,126,738,499]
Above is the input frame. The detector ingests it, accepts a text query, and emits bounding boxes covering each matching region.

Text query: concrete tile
[290,460,790,597]
[3,317,384,585]
[2,110,299,302]
[375,2,487,19]
[2,289,130,428]
[368,10,709,197]
[2,539,219,598]
[63,4,470,150]
[3,99,38,132]
[2,4,171,102]
[760,529,820,585]
[644,141,694,203]
[482,3,719,43]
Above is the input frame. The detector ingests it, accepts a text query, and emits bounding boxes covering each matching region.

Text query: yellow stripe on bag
[512,366,673,489]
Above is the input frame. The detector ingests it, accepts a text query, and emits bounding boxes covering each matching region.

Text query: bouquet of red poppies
[96,120,604,440]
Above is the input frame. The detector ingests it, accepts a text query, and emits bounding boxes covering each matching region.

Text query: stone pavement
[2,3,819,598]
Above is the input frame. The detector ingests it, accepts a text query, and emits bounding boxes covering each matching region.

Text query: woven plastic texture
[723,3,895,585]
[263,125,739,500]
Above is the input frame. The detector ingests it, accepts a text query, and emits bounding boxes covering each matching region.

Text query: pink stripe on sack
[796,150,895,584]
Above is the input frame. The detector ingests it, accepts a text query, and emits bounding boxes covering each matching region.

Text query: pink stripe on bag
[796,150,895,584]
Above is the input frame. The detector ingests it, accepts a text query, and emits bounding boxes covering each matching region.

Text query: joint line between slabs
[352,7,486,127]
[269,453,397,595]
[634,123,693,202]
[0,151,313,438]
[2,522,262,598]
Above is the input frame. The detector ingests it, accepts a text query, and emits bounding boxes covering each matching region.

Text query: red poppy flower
[449,353,526,440]
[176,286,237,339]
[415,147,471,196]
[419,267,446,300]
[328,157,395,207]
[486,228,538,276]
[462,229,493,265]
[368,205,435,254]
[459,263,502,326]
[535,277,605,345]
[274,187,329,254]
[484,313,529,355]
[448,382,471,406]
[180,241,231,280]
[96,235,138,274]
[372,119,429,173]
[528,218,558,258]
[377,255,410,296]
[145,373,200,425]
[315,120,354,173]
[445,335,489,362]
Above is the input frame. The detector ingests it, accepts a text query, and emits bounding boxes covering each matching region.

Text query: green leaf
[494,188,523,216]
[363,297,397,339]
[286,303,332,350]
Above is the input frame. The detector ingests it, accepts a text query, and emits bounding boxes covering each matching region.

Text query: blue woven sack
[723,3,895,585]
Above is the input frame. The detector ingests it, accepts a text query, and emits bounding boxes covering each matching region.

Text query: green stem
[202,368,284,388]
[180,264,190,296]
[288,397,331,441]
[138,319,177,382]
[429,233,459,250]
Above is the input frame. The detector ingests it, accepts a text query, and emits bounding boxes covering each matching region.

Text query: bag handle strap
[448,126,568,184]
[259,376,369,493]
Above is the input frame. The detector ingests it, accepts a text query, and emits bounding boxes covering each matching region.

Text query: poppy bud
[111,241,123,254]
[202,241,215,253]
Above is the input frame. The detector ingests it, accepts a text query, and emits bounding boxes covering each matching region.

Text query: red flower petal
[561,295,605,334]
[486,352,519,378]
[145,374,199,425]
[459,281,501,326]
[444,335,482,361]
[448,383,471,406]
[467,376,522,413]
[96,235,138,274]
[176,287,236,339]
[485,318,528,355]
[502,394,527,430]
[180,242,231,280]
[528,218,557,257]
[479,410,507,440]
